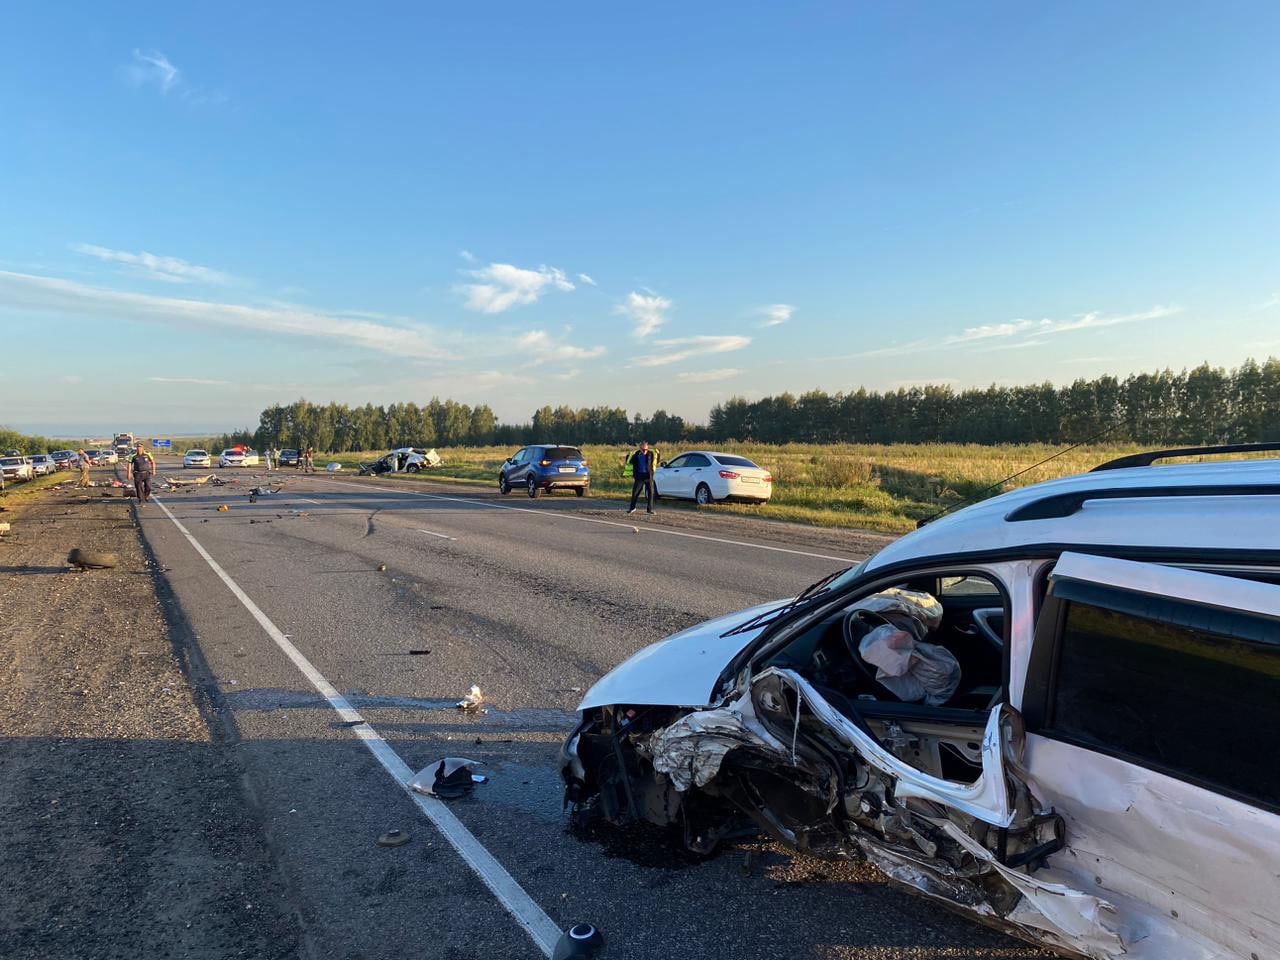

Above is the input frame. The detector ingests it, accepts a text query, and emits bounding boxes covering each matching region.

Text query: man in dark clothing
[625,441,658,515]
[128,443,157,504]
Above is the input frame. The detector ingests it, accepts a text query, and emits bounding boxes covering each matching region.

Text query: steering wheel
[841,608,897,694]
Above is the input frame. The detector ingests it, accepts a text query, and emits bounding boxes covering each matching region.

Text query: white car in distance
[219,448,261,468]
[654,450,773,505]
[183,449,212,469]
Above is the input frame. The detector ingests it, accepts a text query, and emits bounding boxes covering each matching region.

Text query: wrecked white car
[561,444,1280,960]
[359,447,443,476]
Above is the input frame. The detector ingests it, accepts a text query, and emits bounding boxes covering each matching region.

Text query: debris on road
[0,521,10,536]
[456,685,485,713]
[249,519,271,524]
[325,462,342,472]
[376,563,387,572]
[408,648,431,655]
[410,758,486,799]
[67,548,119,570]
[162,474,215,487]
[217,505,229,512]
[552,923,605,959]
[376,829,411,848]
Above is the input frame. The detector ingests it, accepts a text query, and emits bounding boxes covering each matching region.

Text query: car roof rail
[1006,483,1280,521]
[1091,442,1280,472]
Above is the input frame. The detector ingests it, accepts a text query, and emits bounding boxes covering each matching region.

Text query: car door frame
[683,452,715,500]
[658,453,691,498]
[1017,551,1280,959]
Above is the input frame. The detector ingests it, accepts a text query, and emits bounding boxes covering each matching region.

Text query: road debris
[410,758,486,799]
[67,548,118,570]
[0,522,10,536]
[249,519,271,524]
[376,829,411,848]
[325,462,343,471]
[377,563,387,572]
[217,504,229,512]
[456,685,485,713]
[409,649,431,655]
[552,923,605,959]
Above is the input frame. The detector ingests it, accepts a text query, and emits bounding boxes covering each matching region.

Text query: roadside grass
[0,471,76,505]
[322,442,1162,533]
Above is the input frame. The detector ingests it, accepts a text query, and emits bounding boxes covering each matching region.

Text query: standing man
[77,448,92,488]
[128,442,157,505]
[304,446,315,473]
[625,440,658,515]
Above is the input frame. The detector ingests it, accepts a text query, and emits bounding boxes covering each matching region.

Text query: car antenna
[915,420,1118,528]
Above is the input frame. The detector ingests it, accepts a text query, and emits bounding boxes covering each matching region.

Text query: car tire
[527,475,539,499]
[695,483,713,506]
[499,474,510,495]
[407,464,421,473]
[575,486,586,497]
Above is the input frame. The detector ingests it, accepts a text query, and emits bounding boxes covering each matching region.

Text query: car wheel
[499,473,510,495]
[407,464,421,473]
[527,475,539,499]
[695,483,713,506]
[575,486,585,497]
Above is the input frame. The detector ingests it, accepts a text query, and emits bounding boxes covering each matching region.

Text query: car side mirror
[659,461,668,468]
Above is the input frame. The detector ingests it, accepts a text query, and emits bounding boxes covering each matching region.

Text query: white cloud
[515,329,606,363]
[459,249,477,262]
[129,49,179,93]
[72,243,235,285]
[757,304,793,327]
[147,376,232,386]
[0,270,450,360]
[616,291,671,338]
[835,305,1179,360]
[577,273,597,286]
[676,368,742,383]
[630,335,751,367]
[460,263,574,313]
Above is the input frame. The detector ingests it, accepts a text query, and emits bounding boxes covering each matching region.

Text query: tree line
[211,360,1279,452]
[7,358,1277,456]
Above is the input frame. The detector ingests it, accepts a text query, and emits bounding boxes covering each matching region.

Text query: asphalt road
[138,462,1052,960]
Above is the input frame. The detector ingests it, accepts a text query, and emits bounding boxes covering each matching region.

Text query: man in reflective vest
[128,443,157,504]
[625,441,659,515]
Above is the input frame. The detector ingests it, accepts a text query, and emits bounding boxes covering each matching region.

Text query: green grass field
[324,442,1172,533]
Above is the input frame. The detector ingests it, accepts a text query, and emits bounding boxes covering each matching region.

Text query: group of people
[74,444,158,503]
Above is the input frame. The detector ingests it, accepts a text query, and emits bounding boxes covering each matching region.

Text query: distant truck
[113,432,135,456]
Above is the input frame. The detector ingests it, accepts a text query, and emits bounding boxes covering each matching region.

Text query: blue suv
[499,444,590,498]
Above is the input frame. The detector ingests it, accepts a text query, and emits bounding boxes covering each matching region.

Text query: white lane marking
[151,497,561,957]
[417,528,457,541]
[295,498,321,505]
[319,479,860,564]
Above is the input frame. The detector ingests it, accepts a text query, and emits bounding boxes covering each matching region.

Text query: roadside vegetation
[327,442,1159,533]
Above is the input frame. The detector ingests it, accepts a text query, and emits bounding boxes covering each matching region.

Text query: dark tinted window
[713,454,757,468]
[686,454,713,467]
[541,447,582,461]
[1049,600,1280,809]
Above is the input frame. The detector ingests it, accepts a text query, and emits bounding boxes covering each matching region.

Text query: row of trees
[144,358,1280,454]
[709,360,1280,445]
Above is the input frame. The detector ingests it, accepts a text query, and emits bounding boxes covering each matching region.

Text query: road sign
[152,439,172,448]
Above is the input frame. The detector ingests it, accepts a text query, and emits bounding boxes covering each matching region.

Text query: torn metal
[563,663,1133,957]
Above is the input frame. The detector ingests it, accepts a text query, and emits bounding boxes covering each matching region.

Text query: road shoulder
[0,482,302,960]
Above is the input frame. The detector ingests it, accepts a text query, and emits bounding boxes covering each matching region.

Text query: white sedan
[183,449,212,468]
[654,450,773,505]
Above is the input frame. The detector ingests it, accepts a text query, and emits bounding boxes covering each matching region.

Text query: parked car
[28,454,54,476]
[97,449,119,465]
[654,450,773,505]
[217,447,260,468]
[83,449,105,464]
[278,448,300,468]
[498,444,589,498]
[0,456,34,482]
[183,449,211,469]
[561,444,1280,960]
[359,447,444,476]
[50,450,77,470]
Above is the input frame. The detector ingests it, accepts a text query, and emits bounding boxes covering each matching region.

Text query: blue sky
[2,2,1278,435]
